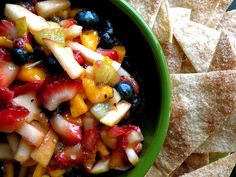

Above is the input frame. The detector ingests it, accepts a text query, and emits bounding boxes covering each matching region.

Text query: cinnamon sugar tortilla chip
[206,0,233,28]
[174,21,221,72]
[154,70,236,176]
[152,0,173,44]
[169,0,219,27]
[127,0,162,28]
[208,31,236,71]
[160,8,191,73]
[217,9,236,39]
[181,57,197,73]
[180,152,236,177]
[172,153,209,177]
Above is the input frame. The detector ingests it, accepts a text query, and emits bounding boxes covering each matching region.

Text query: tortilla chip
[217,9,236,39]
[172,153,209,176]
[174,21,221,72]
[145,165,162,177]
[169,0,220,27]
[152,0,173,44]
[206,0,233,28]
[154,70,236,176]
[195,111,236,153]
[208,31,236,71]
[180,152,236,177]
[170,7,192,25]
[127,0,162,28]
[181,57,197,73]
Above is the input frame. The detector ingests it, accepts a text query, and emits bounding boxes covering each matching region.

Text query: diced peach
[48,168,66,177]
[0,36,13,48]
[109,150,125,169]
[112,46,126,63]
[32,163,47,177]
[97,140,109,157]
[81,30,99,51]
[70,94,88,118]
[31,129,58,167]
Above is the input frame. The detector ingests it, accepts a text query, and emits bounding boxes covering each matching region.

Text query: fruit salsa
[0,0,144,176]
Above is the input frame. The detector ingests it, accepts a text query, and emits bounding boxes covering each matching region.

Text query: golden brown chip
[217,9,236,38]
[154,70,236,176]
[180,152,236,177]
[126,0,162,28]
[169,0,220,27]
[208,31,236,71]
[170,7,192,25]
[152,0,173,44]
[174,20,220,72]
[206,0,233,28]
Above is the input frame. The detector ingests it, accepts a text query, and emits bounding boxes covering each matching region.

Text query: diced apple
[35,0,71,19]
[4,4,50,33]
[66,41,121,70]
[90,159,110,174]
[64,24,82,39]
[109,89,121,105]
[100,101,131,126]
[0,143,14,159]
[15,139,34,163]
[31,129,58,167]
[17,123,45,147]
[44,39,84,79]
[125,147,139,166]
[117,67,131,77]
[6,133,20,153]
[90,102,110,120]
[13,94,41,122]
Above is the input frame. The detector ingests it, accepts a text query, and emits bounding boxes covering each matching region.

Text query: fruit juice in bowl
[0,0,171,177]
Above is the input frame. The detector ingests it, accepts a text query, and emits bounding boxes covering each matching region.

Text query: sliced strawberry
[96,48,119,61]
[54,143,84,167]
[106,125,126,138]
[13,35,31,50]
[0,105,29,133]
[73,50,85,65]
[82,128,99,151]
[0,20,17,40]
[11,82,41,97]
[60,19,77,28]
[51,114,82,145]
[0,61,19,87]
[0,87,14,110]
[0,48,11,62]
[37,74,83,111]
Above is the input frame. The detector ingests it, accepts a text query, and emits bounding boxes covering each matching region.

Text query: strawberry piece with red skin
[0,105,29,133]
[82,128,99,151]
[0,20,17,40]
[60,19,77,28]
[54,143,84,167]
[0,87,14,110]
[37,74,83,111]
[51,114,82,145]
[11,81,41,97]
[106,125,126,138]
[13,35,31,49]
[0,48,11,62]
[73,50,85,65]
[0,61,19,87]
[96,48,119,61]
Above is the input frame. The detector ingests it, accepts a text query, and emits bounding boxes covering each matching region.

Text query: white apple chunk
[125,147,139,166]
[63,24,82,39]
[66,41,121,71]
[13,94,41,122]
[44,39,84,79]
[14,139,34,163]
[90,159,110,174]
[35,0,71,19]
[100,101,131,126]
[4,4,50,33]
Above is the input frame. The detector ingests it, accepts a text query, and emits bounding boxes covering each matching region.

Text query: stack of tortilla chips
[127,0,236,176]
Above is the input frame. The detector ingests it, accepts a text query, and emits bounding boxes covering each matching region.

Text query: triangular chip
[154,70,236,176]
[208,31,236,71]
[217,9,236,39]
[152,0,173,44]
[127,0,162,28]
[169,0,220,27]
[180,152,236,177]
[181,56,197,73]
[160,8,191,73]
[174,21,220,72]
[172,153,209,177]
[205,0,233,28]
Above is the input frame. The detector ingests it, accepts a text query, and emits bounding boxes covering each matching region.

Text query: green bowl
[76,0,171,176]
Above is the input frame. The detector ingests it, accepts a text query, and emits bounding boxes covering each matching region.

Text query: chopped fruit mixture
[0,0,144,176]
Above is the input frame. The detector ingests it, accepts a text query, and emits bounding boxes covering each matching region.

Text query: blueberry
[115,82,134,101]
[103,20,113,35]
[11,48,29,65]
[45,56,63,73]
[131,96,144,113]
[75,10,100,29]
[99,32,116,49]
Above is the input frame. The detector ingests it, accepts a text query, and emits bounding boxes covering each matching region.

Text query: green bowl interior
[0,0,171,176]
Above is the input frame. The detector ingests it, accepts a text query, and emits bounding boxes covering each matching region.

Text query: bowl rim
[109,0,172,176]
